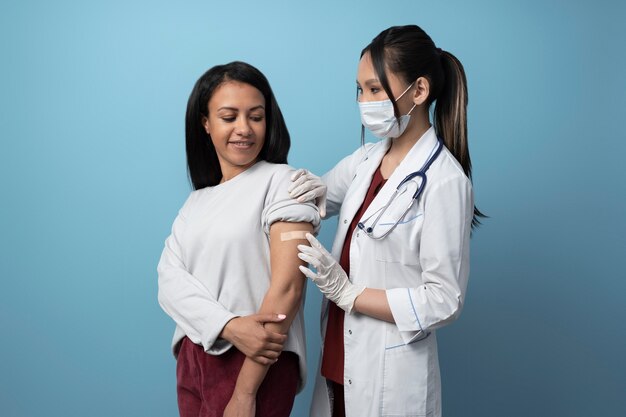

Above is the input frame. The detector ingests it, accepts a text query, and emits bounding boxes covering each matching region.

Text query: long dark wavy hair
[362,25,485,229]
[185,61,290,189]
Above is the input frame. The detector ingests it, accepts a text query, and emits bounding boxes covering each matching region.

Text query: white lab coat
[310,127,473,417]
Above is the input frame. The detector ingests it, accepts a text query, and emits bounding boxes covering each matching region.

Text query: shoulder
[348,141,383,164]
[423,146,473,210]
[177,187,209,219]
[255,161,296,186]
[431,146,471,187]
[332,140,385,173]
[250,161,296,201]
[252,160,292,177]
[265,161,295,177]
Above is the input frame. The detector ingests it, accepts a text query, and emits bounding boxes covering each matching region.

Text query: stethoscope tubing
[358,139,444,240]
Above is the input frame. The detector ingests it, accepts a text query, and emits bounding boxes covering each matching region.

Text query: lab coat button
[348,329,352,335]
[348,379,352,385]
[356,232,360,237]
[343,219,348,224]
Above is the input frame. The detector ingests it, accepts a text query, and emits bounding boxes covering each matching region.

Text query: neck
[388,113,431,159]
[379,114,431,179]
[219,160,258,183]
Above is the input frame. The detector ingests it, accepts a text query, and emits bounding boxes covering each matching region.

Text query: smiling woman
[202,81,267,181]
[184,62,292,190]
[157,61,320,417]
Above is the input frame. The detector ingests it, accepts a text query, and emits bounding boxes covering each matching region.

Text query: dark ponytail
[434,50,485,228]
[363,25,485,229]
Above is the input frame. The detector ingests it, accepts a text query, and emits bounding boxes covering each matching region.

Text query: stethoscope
[357,139,444,240]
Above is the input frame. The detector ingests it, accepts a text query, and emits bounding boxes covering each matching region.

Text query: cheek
[256,122,267,141]
[206,117,226,137]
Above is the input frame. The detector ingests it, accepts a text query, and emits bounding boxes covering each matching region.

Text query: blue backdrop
[1,1,624,416]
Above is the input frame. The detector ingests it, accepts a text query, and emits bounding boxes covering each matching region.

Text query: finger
[297,244,318,256]
[251,355,276,366]
[298,252,319,269]
[294,175,314,188]
[305,233,322,249]
[299,265,318,280]
[261,348,282,359]
[298,252,321,269]
[306,233,331,256]
[319,195,327,218]
[289,169,308,183]
[262,341,286,352]
[296,189,322,203]
[264,332,287,344]
[288,176,310,195]
[254,313,286,323]
[289,183,313,200]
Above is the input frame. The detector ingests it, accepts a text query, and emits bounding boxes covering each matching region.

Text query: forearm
[231,281,303,393]
[233,356,270,396]
[353,288,395,323]
[258,285,303,334]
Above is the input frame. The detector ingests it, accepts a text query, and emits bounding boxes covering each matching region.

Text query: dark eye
[356,86,363,95]
[221,116,236,122]
[250,115,264,122]
[370,87,381,94]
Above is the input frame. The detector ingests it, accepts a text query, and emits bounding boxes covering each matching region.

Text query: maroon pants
[331,382,345,417]
[176,337,300,417]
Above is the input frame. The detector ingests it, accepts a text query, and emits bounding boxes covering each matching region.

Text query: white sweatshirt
[157,161,320,389]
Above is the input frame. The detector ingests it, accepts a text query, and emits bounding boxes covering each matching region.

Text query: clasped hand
[221,314,287,365]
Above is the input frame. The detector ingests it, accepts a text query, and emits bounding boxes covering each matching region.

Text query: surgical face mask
[358,83,416,138]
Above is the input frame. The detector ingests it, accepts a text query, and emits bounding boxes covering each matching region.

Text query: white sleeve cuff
[202,311,237,355]
[386,288,427,344]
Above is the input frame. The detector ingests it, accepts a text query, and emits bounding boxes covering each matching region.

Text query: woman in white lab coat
[291,25,484,416]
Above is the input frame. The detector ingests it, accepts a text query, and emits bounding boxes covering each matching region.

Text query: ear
[411,77,430,106]
[202,116,210,135]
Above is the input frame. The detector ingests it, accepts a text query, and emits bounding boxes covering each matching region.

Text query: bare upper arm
[268,221,314,290]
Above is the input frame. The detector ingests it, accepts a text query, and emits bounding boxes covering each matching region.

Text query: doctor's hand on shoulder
[289,169,327,218]
[297,233,365,314]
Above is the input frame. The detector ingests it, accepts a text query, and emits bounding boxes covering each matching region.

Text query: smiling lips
[228,140,255,149]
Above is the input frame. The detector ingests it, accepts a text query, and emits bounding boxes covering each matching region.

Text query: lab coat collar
[360,126,439,223]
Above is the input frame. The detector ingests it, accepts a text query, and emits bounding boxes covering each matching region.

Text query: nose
[235,117,252,137]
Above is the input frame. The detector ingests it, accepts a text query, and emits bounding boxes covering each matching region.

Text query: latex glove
[297,233,364,314]
[289,169,327,218]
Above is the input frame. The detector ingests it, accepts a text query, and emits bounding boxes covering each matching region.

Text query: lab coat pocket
[374,212,422,265]
[381,341,431,416]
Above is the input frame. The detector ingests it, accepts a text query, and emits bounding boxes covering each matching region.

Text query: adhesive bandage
[280,231,309,241]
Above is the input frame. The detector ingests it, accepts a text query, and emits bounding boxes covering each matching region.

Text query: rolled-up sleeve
[262,167,321,234]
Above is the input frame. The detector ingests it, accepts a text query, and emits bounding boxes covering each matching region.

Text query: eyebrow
[217,105,265,112]
[356,79,380,87]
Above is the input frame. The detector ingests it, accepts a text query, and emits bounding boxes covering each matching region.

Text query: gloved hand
[289,169,327,218]
[297,233,365,314]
